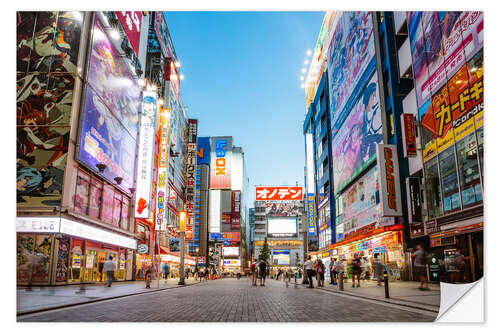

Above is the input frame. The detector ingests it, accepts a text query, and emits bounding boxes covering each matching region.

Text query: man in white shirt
[303,255,314,288]
[103,255,116,287]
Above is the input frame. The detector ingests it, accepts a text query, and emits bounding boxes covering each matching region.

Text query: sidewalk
[17,278,203,315]
[316,279,440,312]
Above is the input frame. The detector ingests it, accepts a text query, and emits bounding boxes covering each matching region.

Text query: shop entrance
[84,249,117,283]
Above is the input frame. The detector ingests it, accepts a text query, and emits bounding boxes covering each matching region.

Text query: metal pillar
[179,231,185,285]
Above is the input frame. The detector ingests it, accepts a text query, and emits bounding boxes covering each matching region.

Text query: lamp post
[179,211,186,285]
[196,247,199,280]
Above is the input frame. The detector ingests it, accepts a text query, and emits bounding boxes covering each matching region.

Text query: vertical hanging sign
[376,144,403,217]
[135,91,158,218]
[155,107,171,231]
[401,114,417,157]
[231,191,241,230]
[184,119,198,240]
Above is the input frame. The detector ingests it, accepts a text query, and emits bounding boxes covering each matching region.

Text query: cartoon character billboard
[332,73,383,193]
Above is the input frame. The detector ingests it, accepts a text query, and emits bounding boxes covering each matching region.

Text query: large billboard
[210,137,232,189]
[196,137,211,165]
[267,218,298,238]
[327,11,375,133]
[255,186,303,201]
[335,166,380,242]
[167,82,187,195]
[272,250,290,265]
[408,11,484,107]
[265,201,301,217]
[222,247,239,257]
[134,91,158,218]
[332,72,383,193]
[77,16,140,196]
[115,11,142,56]
[155,107,170,231]
[184,119,198,239]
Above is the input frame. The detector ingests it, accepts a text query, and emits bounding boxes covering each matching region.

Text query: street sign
[137,244,148,254]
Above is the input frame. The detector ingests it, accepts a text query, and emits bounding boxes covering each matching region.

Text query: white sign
[135,91,158,218]
[60,218,137,249]
[223,259,241,266]
[222,247,239,257]
[306,133,315,194]
[376,144,403,217]
[16,217,60,233]
[267,218,298,238]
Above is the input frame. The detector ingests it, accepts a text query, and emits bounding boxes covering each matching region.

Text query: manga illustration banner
[115,11,142,56]
[332,72,383,193]
[327,11,375,130]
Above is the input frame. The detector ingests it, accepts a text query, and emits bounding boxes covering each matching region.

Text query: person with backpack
[257,259,267,286]
[316,258,326,287]
[329,258,337,285]
[351,253,362,288]
[372,253,385,286]
[412,244,430,291]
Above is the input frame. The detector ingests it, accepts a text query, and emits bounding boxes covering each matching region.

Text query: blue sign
[210,233,222,240]
[223,240,230,246]
[137,244,148,254]
[307,193,317,236]
[197,137,211,165]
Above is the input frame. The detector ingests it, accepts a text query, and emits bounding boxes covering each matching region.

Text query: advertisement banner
[264,201,301,216]
[267,218,298,238]
[255,186,303,201]
[332,72,383,193]
[272,250,290,265]
[154,11,174,59]
[406,177,424,238]
[134,91,158,218]
[401,114,417,157]
[167,84,187,196]
[327,11,375,129]
[115,11,142,56]
[231,190,241,230]
[307,193,317,236]
[196,137,211,165]
[210,137,232,189]
[155,107,170,231]
[376,145,403,217]
[185,119,198,239]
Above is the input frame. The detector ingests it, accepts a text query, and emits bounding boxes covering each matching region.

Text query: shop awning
[328,224,404,250]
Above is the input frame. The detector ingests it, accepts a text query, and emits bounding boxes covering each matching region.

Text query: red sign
[231,191,241,230]
[255,186,303,201]
[402,114,417,157]
[185,225,193,240]
[221,232,240,241]
[115,12,142,56]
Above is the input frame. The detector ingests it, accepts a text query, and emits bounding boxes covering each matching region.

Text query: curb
[310,286,440,313]
[17,281,202,317]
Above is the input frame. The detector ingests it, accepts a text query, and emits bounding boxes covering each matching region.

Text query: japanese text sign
[256,186,303,201]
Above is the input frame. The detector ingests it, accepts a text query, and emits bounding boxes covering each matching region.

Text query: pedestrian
[237,268,241,280]
[334,259,345,287]
[250,260,257,286]
[411,244,430,290]
[451,249,467,283]
[257,259,267,286]
[329,258,337,285]
[304,255,314,288]
[316,258,325,287]
[145,264,152,288]
[163,262,170,283]
[103,255,116,287]
[194,266,199,281]
[373,253,385,286]
[351,253,362,288]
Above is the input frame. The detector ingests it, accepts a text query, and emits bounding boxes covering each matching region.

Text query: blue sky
[165,11,324,199]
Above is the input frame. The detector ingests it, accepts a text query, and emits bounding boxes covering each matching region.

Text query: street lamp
[178,211,187,285]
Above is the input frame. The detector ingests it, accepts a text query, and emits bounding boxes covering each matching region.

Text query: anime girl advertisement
[332,73,382,193]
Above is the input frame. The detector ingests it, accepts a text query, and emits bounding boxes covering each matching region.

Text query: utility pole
[179,211,186,285]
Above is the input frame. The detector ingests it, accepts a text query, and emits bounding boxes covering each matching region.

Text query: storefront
[16,216,137,286]
[327,224,405,280]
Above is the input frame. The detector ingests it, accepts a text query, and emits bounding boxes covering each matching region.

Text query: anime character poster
[55,235,70,282]
[87,16,141,139]
[327,11,375,131]
[332,73,383,193]
[338,166,381,239]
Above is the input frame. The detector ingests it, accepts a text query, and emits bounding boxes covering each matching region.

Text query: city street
[18,278,437,322]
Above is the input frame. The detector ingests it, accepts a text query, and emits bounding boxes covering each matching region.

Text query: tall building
[16,11,148,285]
[248,208,255,259]
[206,137,250,272]
[303,11,484,283]
[253,186,305,268]
[195,136,211,260]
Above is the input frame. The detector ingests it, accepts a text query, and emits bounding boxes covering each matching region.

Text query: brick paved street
[18,278,437,322]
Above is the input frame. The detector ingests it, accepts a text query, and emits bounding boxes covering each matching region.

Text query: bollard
[384,270,389,298]
[338,272,344,291]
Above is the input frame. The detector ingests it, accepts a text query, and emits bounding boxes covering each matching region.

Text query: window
[424,158,443,219]
[477,127,484,180]
[456,133,482,207]
[438,146,461,213]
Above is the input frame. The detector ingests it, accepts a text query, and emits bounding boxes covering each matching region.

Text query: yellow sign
[453,117,475,142]
[422,140,438,162]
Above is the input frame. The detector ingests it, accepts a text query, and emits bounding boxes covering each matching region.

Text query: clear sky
[165,11,324,201]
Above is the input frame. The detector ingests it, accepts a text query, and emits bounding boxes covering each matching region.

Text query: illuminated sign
[222,259,241,266]
[376,144,402,217]
[115,11,142,56]
[155,107,170,231]
[307,193,317,236]
[196,137,210,165]
[267,218,298,238]
[135,91,158,218]
[231,191,241,229]
[401,114,417,157]
[305,134,315,193]
[256,186,303,201]
[210,137,232,189]
[223,247,239,256]
[184,119,198,239]
[16,217,60,233]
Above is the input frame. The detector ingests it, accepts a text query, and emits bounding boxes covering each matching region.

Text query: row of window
[73,168,130,231]
[319,227,332,250]
[424,129,483,219]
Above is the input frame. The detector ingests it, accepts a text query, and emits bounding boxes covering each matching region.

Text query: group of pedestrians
[249,259,268,286]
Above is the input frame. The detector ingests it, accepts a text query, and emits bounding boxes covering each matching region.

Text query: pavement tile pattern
[19,278,437,322]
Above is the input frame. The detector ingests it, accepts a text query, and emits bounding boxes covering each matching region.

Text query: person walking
[373,253,385,286]
[316,258,326,287]
[329,258,337,285]
[103,255,116,288]
[257,259,267,286]
[304,255,314,288]
[334,259,345,287]
[250,260,257,286]
[351,253,362,288]
[144,264,152,288]
[162,262,170,283]
[412,244,430,290]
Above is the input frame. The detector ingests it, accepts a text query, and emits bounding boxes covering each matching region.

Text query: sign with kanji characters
[376,144,403,217]
[401,114,417,157]
[155,107,170,231]
[231,191,241,230]
[255,186,303,201]
[210,137,232,189]
[307,193,317,236]
[184,119,198,233]
[135,91,158,218]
